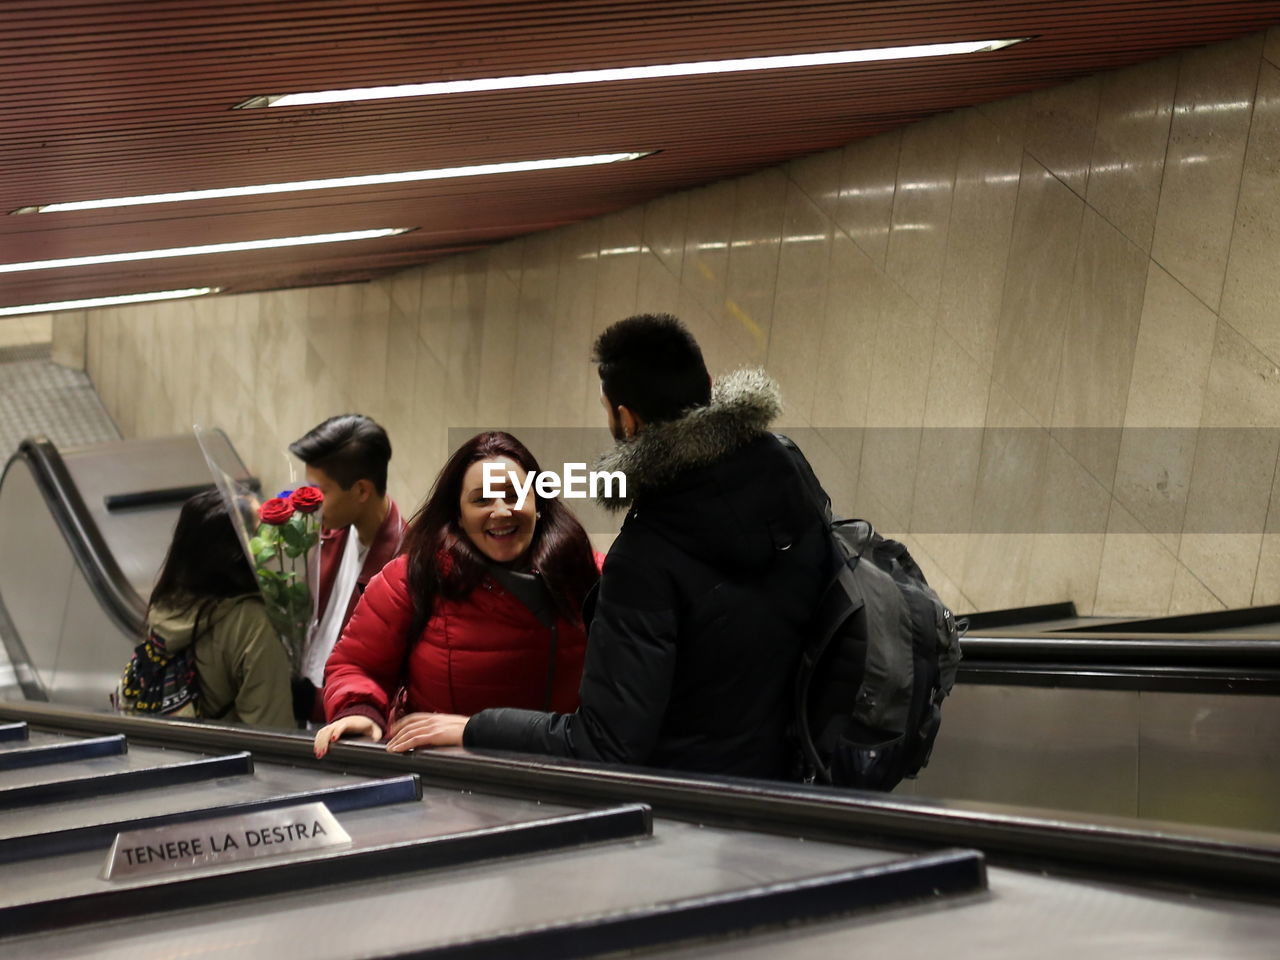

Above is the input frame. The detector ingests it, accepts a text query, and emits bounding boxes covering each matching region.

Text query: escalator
[0,433,255,707]
[1,435,1278,836]
[1,436,1279,954]
[899,602,1280,833]
[0,700,1277,958]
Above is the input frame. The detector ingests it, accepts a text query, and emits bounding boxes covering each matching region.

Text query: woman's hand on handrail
[313,715,384,757]
[386,712,469,752]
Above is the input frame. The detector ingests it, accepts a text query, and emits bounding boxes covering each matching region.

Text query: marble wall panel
[445,258,486,432]
[640,190,688,281]
[1169,564,1227,613]
[937,110,1022,372]
[993,155,1085,426]
[977,92,1030,146]
[547,221,601,428]
[84,30,1280,619]
[1052,209,1149,489]
[1151,34,1261,311]
[592,211,646,421]
[1268,25,1280,68]
[721,169,787,367]
[473,257,519,429]
[1025,75,1102,197]
[810,234,879,428]
[1178,322,1280,606]
[885,113,962,316]
[1086,57,1177,252]
[1094,503,1178,616]
[861,282,934,526]
[959,384,1046,609]
[1024,440,1110,610]
[1220,59,1280,366]
[418,265,454,366]
[634,249,680,318]
[384,268,425,434]
[680,179,735,325]
[1115,263,1217,478]
[510,233,562,426]
[833,131,900,268]
[767,182,833,427]
[787,147,843,220]
[910,329,990,577]
[349,283,391,421]
[1255,461,1280,604]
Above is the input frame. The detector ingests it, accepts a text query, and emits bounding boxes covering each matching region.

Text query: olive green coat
[148,595,296,729]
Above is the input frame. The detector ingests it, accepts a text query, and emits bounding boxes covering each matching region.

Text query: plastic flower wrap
[250,487,323,668]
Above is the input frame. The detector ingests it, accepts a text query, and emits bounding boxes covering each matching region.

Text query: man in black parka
[393,314,828,779]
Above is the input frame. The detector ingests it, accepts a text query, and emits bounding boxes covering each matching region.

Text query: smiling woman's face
[457,458,537,564]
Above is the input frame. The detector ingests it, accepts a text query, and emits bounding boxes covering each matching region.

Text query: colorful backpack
[112,631,200,717]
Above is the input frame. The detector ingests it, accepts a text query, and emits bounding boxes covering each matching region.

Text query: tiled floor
[0,345,120,464]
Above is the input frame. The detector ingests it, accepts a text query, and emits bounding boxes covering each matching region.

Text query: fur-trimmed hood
[595,368,781,511]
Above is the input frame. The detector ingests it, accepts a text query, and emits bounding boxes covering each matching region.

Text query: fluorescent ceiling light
[0,228,412,274]
[15,152,651,215]
[240,38,1029,109]
[0,287,220,318]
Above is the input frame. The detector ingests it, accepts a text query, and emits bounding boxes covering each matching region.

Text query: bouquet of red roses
[250,485,323,667]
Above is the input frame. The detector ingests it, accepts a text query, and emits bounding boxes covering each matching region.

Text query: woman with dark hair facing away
[313,431,600,756]
[146,489,295,728]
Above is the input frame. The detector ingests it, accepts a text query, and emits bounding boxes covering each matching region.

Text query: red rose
[289,485,323,514]
[259,497,295,525]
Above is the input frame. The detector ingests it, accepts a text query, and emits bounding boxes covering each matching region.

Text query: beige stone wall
[87,27,1280,616]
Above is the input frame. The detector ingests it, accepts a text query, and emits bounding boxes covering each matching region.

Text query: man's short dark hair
[289,414,391,495]
[592,314,711,423]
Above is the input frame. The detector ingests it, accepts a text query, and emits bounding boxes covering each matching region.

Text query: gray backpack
[794,518,964,790]
[775,435,964,791]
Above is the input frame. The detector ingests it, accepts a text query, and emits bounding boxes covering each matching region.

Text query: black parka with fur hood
[464,369,828,778]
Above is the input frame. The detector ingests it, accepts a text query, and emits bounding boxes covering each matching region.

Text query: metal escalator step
[0,751,252,810]
[0,734,125,771]
[0,773,421,864]
[0,802,654,939]
[380,847,987,960]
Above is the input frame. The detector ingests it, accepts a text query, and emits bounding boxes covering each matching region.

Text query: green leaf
[280,522,306,552]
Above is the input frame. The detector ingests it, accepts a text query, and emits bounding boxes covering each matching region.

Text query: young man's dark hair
[592,314,711,424]
[288,414,391,496]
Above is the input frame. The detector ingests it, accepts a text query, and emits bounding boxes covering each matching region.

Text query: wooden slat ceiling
[2,0,1279,311]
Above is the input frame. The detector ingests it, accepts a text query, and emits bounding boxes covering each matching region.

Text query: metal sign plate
[102,801,351,880]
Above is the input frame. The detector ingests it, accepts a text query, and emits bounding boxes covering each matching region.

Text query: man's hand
[313,715,383,758]
[386,712,469,752]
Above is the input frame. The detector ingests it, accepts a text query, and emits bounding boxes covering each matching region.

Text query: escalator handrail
[3,436,146,637]
[2,699,1278,898]
[960,634,1280,666]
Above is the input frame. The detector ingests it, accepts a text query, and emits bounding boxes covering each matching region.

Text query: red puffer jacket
[323,554,590,729]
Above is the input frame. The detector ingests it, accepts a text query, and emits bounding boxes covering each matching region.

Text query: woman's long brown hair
[399,431,599,647]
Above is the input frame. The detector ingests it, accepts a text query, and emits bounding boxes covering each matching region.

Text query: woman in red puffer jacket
[313,431,601,756]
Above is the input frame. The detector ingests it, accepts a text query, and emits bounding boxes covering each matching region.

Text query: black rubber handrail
[959,635,1280,666]
[3,436,146,637]
[961,601,1079,631]
[105,477,261,512]
[3,701,1278,899]
[1056,603,1280,635]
